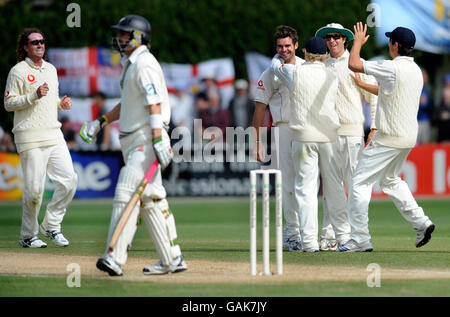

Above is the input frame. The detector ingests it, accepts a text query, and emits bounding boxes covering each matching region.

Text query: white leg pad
[141,199,181,265]
[105,165,142,265]
[141,205,172,266]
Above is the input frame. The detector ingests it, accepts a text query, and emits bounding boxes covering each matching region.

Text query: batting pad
[163,208,182,258]
[107,201,140,265]
[141,202,177,266]
[105,165,142,265]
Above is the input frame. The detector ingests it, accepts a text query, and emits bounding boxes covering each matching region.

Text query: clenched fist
[60,95,72,110]
[37,83,48,98]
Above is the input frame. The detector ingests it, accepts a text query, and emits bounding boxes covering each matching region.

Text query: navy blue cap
[305,37,328,54]
[385,27,416,49]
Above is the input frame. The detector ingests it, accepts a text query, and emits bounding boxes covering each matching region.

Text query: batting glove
[152,137,173,169]
[79,116,107,143]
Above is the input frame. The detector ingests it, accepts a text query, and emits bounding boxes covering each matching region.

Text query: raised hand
[353,22,370,46]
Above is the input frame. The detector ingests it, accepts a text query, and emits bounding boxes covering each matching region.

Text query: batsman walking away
[80,14,187,276]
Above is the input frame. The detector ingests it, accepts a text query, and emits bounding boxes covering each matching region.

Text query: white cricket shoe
[96,255,123,276]
[338,239,373,252]
[319,239,338,251]
[19,237,47,248]
[302,247,320,253]
[283,238,302,252]
[39,224,69,247]
[143,255,187,275]
[416,223,435,248]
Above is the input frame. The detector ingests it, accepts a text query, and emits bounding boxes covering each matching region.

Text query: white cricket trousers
[19,143,78,239]
[321,136,363,242]
[277,123,300,241]
[107,128,181,266]
[292,140,347,249]
[348,141,431,243]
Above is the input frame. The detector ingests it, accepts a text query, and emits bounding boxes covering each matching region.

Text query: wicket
[250,169,283,276]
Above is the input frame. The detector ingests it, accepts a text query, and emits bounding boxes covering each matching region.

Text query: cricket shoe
[415,222,435,248]
[283,238,302,252]
[96,255,123,276]
[302,247,320,253]
[338,239,373,252]
[143,255,187,275]
[39,224,69,247]
[319,239,338,251]
[19,237,47,248]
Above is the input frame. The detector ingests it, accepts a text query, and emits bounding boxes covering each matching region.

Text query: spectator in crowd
[169,81,195,148]
[228,79,254,128]
[195,73,218,114]
[0,126,16,153]
[434,74,450,142]
[60,116,78,150]
[91,91,111,151]
[417,68,433,144]
[197,89,231,136]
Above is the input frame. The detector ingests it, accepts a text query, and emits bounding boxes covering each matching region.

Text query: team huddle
[3,14,435,277]
[252,23,435,253]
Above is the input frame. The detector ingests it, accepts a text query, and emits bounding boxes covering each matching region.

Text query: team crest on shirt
[257,80,265,90]
[144,83,157,96]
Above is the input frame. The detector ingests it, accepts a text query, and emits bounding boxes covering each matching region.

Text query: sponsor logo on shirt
[145,83,157,96]
[27,74,35,83]
[257,80,265,91]
[5,91,10,98]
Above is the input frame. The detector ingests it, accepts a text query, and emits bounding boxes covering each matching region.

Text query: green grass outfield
[0,197,449,297]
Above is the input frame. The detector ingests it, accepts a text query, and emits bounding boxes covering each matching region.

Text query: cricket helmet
[111,15,151,52]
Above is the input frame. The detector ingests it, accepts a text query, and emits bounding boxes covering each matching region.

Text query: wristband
[97,115,109,128]
[149,114,163,129]
[152,136,162,145]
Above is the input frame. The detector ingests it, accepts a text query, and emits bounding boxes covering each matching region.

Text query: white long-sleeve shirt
[119,46,171,134]
[364,56,423,148]
[324,50,378,136]
[271,55,340,142]
[4,57,65,153]
[253,56,304,124]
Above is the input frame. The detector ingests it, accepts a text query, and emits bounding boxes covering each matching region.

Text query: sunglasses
[29,39,45,45]
[325,34,343,40]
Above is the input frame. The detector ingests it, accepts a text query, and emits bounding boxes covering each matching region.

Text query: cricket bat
[107,159,159,253]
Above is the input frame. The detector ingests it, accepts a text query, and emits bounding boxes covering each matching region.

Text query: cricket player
[339,23,435,252]
[80,15,187,275]
[314,23,378,250]
[4,28,77,248]
[252,25,304,252]
[271,37,342,252]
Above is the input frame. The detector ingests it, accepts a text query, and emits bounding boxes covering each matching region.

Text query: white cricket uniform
[105,46,181,266]
[320,50,378,243]
[254,56,304,242]
[347,56,432,244]
[272,56,343,250]
[4,57,77,239]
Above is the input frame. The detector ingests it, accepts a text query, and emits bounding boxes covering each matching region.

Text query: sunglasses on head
[325,34,343,40]
[29,39,45,45]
